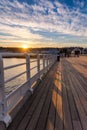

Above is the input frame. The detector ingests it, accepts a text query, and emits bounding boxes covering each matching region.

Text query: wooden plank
[17,76,51,130]
[7,87,39,130]
[35,84,52,130]
[61,60,73,130]
[7,70,53,130]
[62,79,73,130]
[26,64,57,130]
[62,59,83,130]
[65,58,87,130]
[0,122,6,130]
[17,64,57,130]
[69,76,87,130]
[62,60,80,120]
[66,58,87,115]
[45,85,57,130]
[69,63,87,96]
[71,74,87,115]
[73,121,82,130]
[63,59,87,116]
[44,63,58,130]
[7,57,87,130]
[26,81,53,130]
[55,63,63,130]
[67,57,87,92]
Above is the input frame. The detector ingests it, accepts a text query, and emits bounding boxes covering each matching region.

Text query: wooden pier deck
[7,56,87,130]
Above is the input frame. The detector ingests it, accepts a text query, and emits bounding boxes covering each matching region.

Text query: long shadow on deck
[34,63,67,130]
[7,61,86,130]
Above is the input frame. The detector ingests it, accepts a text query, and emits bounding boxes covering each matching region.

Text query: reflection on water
[3,58,42,95]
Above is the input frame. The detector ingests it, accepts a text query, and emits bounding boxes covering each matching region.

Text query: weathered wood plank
[45,85,57,130]
[26,64,57,130]
[26,81,52,130]
[7,69,54,130]
[35,86,52,130]
[69,76,87,130]
[62,78,73,130]
[7,56,87,130]
[0,122,6,130]
[55,63,63,130]
[16,64,57,130]
[63,58,87,130]
[61,59,83,130]
[66,59,87,116]
[63,66,79,120]
[73,121,82,130]
[7,87,40,130]
[17,75,53,130]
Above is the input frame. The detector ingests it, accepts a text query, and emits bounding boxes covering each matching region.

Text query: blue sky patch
[0,0,87,47]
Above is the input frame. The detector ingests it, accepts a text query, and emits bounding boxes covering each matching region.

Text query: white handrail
[30,59,37,63]
[30,66,37,71]
[0,53,57,127]
[4,62,26,70]
[0,55,6,120]
[5,71,27,83]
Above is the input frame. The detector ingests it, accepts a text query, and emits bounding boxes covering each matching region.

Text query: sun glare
[22,44,28,49]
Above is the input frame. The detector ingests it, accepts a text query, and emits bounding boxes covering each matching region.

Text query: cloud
[73,0,86,8]
[0,0,87,47]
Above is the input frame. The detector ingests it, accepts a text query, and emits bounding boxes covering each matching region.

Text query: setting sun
[22,44,28,49]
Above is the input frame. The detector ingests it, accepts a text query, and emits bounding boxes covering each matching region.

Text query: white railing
[0,53,57,126]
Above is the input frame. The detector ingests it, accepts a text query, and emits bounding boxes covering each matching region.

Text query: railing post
[0,55,11,126]
[45,55,48,72]
[37,54,40,79]
[43,55,45,69]
[26,54,30,81]
[43,54,46,74]
[49,54,52,68]
[25,54,33,93]
[52,55,54,64]
[50,54,54,66]
[0,55,6,120]
[47,54,49,70]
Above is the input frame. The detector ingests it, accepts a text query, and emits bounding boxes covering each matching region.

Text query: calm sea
[3,58,43,95]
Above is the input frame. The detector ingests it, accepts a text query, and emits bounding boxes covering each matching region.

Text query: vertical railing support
[25,54,33,93]
[43,55,45,70]
[47,54,49,70]
[44,54,48,73]
[0,55,11,127]
[0,55,6,120]
[49,54,52,68]
[37,54,40,79]
[26,54,30,81]
[52,55,55,64]
[43,54,46,74]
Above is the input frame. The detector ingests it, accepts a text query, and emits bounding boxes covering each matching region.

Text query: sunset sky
[0,0,87,48]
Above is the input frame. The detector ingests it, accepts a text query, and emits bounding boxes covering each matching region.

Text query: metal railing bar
[5,71,27,83]
[6,80,29,99]
[30,59,37,63]
[0,53,57,126]
[1,53,25,57]
[4,62,26,70]
[30,66,37,71]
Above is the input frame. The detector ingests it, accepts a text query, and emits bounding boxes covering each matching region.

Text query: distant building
[71,48,82,57]
[37,48,59,54]
[82,48,87,54]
